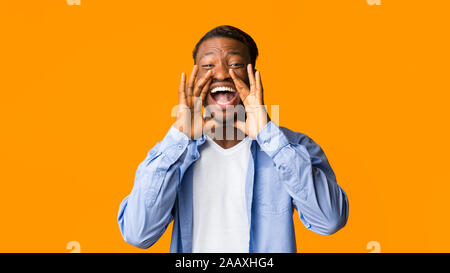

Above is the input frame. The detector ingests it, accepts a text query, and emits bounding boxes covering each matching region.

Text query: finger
[193,69,212,97]
[194,70,212,97]
[193,77,212,112]
[229,68,250,102]
[200,77,212,103]
[204,117,218,133]
[178,72,187,106]
[247,63,256,93]
[255,70,263,103]
[187,65,199,103]
[233,119,246,135]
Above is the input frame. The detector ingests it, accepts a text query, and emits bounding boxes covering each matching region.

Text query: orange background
[1,0,449,253]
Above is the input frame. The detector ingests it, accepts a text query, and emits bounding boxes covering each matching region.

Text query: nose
[211,62,231,81]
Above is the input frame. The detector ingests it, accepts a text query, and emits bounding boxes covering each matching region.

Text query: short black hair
[192,25,259,67]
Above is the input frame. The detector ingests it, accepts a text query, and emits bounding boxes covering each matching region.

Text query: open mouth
[209,86,239,108]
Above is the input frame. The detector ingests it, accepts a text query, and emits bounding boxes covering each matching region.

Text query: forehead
[196,37,250,60]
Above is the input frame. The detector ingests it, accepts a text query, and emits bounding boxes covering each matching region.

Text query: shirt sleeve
[117,126,193,249]
[256,121,349,235]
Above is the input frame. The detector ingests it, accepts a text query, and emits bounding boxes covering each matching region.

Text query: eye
[201,64,214,69]
[230,63,244,68]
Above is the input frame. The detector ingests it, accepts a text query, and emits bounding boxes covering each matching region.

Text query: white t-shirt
[192,135,251,253]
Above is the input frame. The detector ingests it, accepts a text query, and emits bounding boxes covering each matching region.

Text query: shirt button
[191,155,198,160]
[177,144,183,150]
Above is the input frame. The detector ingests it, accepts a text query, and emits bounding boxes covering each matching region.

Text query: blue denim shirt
[117,121,348,252]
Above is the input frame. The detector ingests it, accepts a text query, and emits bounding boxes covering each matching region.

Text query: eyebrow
[199,51,243,61]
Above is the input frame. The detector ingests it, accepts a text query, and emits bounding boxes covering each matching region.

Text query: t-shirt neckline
[205,134,251,154]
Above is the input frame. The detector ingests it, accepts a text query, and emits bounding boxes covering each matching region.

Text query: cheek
[195,70,207,83]
[198,68,208,76]
[234,68,249,83]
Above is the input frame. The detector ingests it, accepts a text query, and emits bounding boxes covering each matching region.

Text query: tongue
[213,92,234,104]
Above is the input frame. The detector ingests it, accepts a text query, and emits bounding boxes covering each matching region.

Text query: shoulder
[279,126,318,149]
[278,126,332,173]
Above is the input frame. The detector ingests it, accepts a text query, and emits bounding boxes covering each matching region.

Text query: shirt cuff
[159,126,190,162]
[256,121,290,158]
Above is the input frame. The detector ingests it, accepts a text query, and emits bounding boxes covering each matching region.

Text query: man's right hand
[173,65,215,140]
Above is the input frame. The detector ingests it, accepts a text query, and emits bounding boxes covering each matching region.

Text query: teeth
[210,86,236,93]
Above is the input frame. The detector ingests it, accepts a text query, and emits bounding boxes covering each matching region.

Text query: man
[117,25,348,253]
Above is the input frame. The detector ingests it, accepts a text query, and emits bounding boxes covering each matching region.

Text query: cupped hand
[173,65,217,139]
[229,64,270,139]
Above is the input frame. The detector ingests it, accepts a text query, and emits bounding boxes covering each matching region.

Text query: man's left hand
[229,63,270,139]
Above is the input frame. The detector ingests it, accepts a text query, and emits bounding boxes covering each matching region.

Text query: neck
[207,125,246,149]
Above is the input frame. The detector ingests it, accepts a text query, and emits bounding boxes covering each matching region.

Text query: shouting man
[118,25,349,253]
